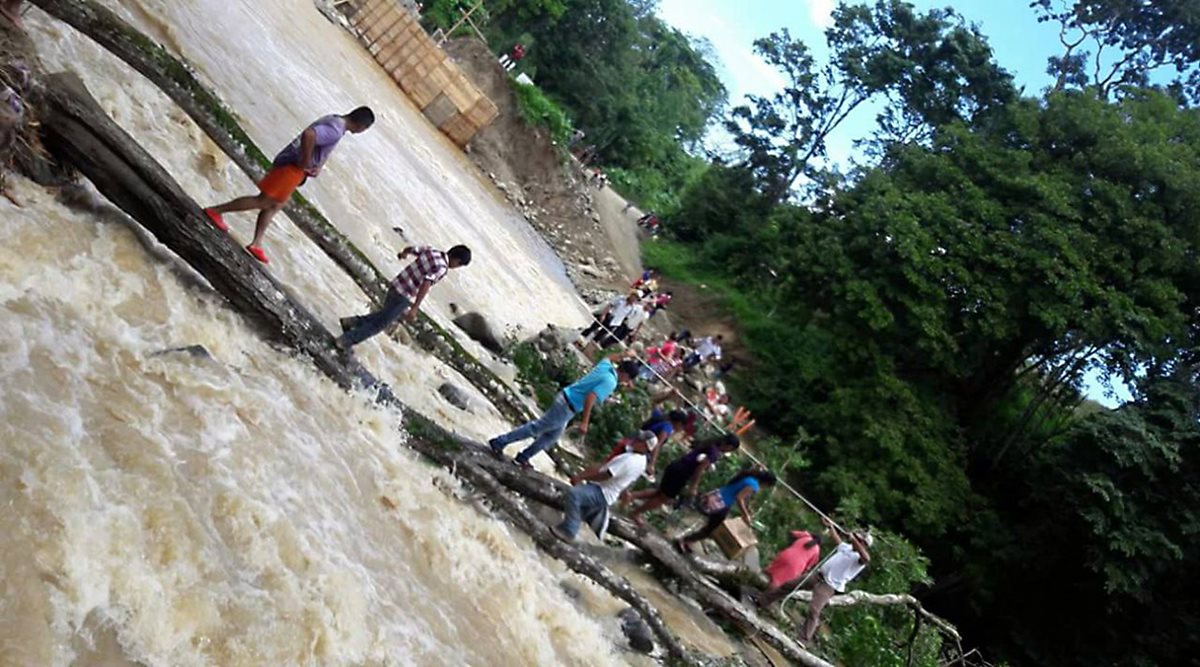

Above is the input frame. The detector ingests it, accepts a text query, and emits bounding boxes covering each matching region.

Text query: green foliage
[965,374,1200,665]
[510,79,574,147]
[725,1,1014,202]
[1035,0,1200,102]
[511,341,582,409]
[484,0,726,210]
[584,385,652,457]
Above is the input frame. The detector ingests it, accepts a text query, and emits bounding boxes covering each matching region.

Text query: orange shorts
[258,164,306,202]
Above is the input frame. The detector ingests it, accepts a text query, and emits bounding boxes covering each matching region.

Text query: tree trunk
[29,0,537,427]
[465,450,837,667]
[31,69,694,663]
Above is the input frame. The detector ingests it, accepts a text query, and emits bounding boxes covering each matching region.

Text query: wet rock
[438,382,473,412]
[450,309,505,354]
[149,344,212,360]
[618,607,655,654]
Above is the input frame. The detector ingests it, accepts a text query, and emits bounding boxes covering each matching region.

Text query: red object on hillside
[511,43,526,61]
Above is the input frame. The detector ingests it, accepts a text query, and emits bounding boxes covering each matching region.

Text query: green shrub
[510,78,573,147]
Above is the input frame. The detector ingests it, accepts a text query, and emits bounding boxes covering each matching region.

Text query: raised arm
[849,533,871,564]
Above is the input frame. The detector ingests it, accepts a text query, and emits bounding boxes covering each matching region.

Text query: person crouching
[550,430,656,543]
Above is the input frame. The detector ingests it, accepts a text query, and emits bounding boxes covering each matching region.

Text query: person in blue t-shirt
[676,469,777,553]
[490,356,641,468]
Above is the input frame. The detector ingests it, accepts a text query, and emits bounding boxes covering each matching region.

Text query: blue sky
[656,0,1134,407]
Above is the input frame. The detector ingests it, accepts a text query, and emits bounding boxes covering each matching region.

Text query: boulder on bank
[438,382,474,413]
[450,304,505,354]
[618,607,655,654]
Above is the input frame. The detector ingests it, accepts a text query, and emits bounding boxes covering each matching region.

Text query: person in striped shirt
[336,244,471,350]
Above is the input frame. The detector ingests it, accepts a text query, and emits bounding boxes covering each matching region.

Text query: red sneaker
[245,245,269,264]
[203,209,228,232]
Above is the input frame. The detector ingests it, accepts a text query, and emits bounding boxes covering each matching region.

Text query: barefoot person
[336,244,472,350]
[550,431,655,543]
[203,107,375,263]
[676,469,776,552]
[489,357,641,468]
[625,433,740,525]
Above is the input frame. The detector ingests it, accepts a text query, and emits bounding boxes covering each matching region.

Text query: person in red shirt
[336,244,471,350]
[758,530,822,605]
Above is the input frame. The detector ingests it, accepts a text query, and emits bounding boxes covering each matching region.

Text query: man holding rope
[759,516,872,647]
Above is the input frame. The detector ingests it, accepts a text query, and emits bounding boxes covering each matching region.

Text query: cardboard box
[712,517,758,559]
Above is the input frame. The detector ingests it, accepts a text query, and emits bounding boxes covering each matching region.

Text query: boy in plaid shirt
[336,244,471,350]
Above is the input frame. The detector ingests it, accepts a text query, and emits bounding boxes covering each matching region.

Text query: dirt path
[592,186,643,280]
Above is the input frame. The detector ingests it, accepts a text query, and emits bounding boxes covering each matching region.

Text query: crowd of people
[68,85,865,649]
[485,264,873,649]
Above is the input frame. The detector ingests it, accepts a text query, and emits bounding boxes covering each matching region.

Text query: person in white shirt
[550,432,655,543]
[795,516,872,646]
[610,302,651,344]
[684,335,724,370]
[580,294,638,351]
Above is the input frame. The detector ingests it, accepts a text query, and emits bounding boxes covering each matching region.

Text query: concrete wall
[346,0,498,147]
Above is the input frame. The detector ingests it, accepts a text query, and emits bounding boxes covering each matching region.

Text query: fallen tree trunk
[31,70,692,663]
[29,0,537,427]
[785,590,961,643]
[463,449,836,667]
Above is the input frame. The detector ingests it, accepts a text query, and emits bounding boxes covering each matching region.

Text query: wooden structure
[712,517,758,560]
[344,0,498,147]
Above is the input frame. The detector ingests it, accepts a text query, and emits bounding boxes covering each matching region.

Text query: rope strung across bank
[570,296,849,535]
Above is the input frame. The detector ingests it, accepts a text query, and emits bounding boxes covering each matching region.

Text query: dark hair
[668,409,688,425]
[728,468,776,487]
[804,536,821,550]
[716,334,725,341]
[617,360,641,379]
[347,106,375,128]
[695,433,739,452]
[447,245,472,265]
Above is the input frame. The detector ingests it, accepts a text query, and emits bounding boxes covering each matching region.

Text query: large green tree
[1035,0,1200,102]
[724,0,1015,204]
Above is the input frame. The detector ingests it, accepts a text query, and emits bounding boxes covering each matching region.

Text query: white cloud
[806,0,836,28]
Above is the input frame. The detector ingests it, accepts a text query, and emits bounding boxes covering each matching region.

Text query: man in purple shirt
[203,106,375,264]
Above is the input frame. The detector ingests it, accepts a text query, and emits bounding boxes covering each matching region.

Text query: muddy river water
[0,1,739,665]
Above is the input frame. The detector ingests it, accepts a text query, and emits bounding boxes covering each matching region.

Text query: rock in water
[438,382,473,413]
[149,344,212,360]
[617,607,655,654]
[452,311,504,354]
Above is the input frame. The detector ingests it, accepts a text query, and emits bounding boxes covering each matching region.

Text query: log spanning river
[0,1,685,665]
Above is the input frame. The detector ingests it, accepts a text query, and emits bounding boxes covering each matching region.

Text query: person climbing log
[203,106,375,263]
[757,530,822,603]
[336,244,472,350]
[551,430,655,543]
[624,433,740,526]
[489,356,641,468]
[675,469,776,553]
[759,516,872,648]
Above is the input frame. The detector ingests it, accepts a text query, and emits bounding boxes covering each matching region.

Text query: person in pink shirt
[758,530,822,605]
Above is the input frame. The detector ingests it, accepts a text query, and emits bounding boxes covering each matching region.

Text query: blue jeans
[339,289,411,347]
[558,483,607,539]
[490,393,575,464]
